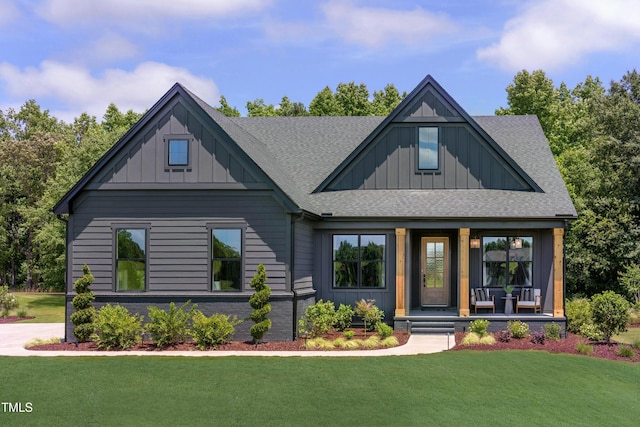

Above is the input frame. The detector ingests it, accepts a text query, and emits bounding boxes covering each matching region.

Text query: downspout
[55,213,69,343]
[290,211,306,340]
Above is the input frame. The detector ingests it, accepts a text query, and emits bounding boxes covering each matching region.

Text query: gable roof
[54,75,577,221]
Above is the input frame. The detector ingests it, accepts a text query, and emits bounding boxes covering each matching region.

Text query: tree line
[1,73,639,301]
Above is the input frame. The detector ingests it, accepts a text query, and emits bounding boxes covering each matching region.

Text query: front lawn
[614,326,640,345]
[1,352,639,426]
[13,293,65,323]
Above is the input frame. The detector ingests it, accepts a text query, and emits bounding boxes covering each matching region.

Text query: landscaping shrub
[575,341,593,355]
[461,332,481,346]
[579,323,604,341]
[381,336,400,347]
[92,304,143,350]
[591,291,631,344]
[469,319,490,337]
[565,297,592,334]
[343,330,355,340]
[496,329,512,342]
[530,331,546,345]
[616,345,635,358]
[145,301,196,347]
[298,299,336,337]
[543,322,562,341]
[70,265,95,342]
[362,336,381,349]
[334,303,354,331]
[354,299,384,333]
[619,264,640,305]
[507,320,530,339]
[190,310,241,350]
[249,264,271,343]
[0,285,19,317]
[376,322,393,339]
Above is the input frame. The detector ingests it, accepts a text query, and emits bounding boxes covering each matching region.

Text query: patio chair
[470,288,494,314]
[516,288,542,314]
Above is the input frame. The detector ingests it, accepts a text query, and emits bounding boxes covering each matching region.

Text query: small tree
[619,264,640,304]
[591,291,630,344]
[354,299,384,336]
[249,264,271,343]
[70,264,95,342]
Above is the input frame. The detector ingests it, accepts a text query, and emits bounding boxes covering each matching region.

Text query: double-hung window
[115,228,147,291]
[212,228,243,291]
[333,234,386,288]
[482,236,533,288]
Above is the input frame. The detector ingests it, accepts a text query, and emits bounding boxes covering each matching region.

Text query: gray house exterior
[54,74,577,341]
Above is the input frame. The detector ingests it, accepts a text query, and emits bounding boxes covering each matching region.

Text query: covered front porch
[392,227,566,333]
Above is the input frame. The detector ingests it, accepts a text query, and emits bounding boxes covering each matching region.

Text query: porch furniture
[516,288,542,314]
[501,295,516,315]
[471,288,495,314]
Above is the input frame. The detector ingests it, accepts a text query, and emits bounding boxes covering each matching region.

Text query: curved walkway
[0,323,455,357]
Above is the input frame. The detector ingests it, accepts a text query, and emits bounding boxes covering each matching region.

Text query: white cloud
[477,0,640,72]
[321,1,458,48]
[83,33,139,63]
[36,0,271,27]
[0,61,218,123]
[0,0,20,24]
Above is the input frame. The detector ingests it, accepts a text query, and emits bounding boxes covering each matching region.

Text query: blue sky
[0,0,638,123]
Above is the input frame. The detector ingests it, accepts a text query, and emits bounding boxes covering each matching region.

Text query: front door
[420,237,449,307]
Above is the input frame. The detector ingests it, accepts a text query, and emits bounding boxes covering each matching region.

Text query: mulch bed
[452,332,640,362]
[27,329,410,352]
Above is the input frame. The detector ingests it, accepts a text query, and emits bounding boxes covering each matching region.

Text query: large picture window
[116,228,147,291]
[212,228,242,291]
[483,237,532,288]
[333,234,386,288]
[418,127,439,170]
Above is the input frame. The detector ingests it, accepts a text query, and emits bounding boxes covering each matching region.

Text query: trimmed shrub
[334,303,354,331]
[343,330,355,340]
[507,320,530,339]
[565,298,592,334]
[0,286,19,316]
[376,322,393,339]
[92,304,143,350]
[530,331,546,345]
[590,291,630,344]
[190,310,241,350]
[298,300,336,337]
[70,265,95,342]
[617,345,635,358]
[543,322,562,341]
[576,341,593,355]
[469,319,490,337]
[145,301,196,347]
[579,323,604,341]
[496,329,512,342]
[249,264,271,343]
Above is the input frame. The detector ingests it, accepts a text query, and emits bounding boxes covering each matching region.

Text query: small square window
[168,139,189,166]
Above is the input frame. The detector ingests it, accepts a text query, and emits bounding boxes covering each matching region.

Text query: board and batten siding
[292,219,314,292]
[93,98,263,187]
[328,123,530,192]
[69,190,289,293]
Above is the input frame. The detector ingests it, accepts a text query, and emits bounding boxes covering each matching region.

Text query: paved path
[0,323,455,357]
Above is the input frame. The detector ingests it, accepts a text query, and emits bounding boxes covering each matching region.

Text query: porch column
[459,228,470,317]
[395,228,406,317]
[553,228,564,317]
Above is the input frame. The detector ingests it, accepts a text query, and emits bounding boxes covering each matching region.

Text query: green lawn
[13,293,65,323]
[1,351,639,427]
[614,327,640,345]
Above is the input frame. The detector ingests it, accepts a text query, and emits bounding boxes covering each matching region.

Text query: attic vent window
[418,127,439,170]
[168,139,189,166]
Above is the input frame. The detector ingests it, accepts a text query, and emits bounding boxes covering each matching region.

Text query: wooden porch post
[459,228,470,317]
[553,228,565,317]
[395,228,406,317]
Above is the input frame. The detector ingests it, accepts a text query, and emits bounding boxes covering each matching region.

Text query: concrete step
[410,321,455,335]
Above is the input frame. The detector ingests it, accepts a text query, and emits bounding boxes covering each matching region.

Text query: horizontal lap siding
[70,191,288,292]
